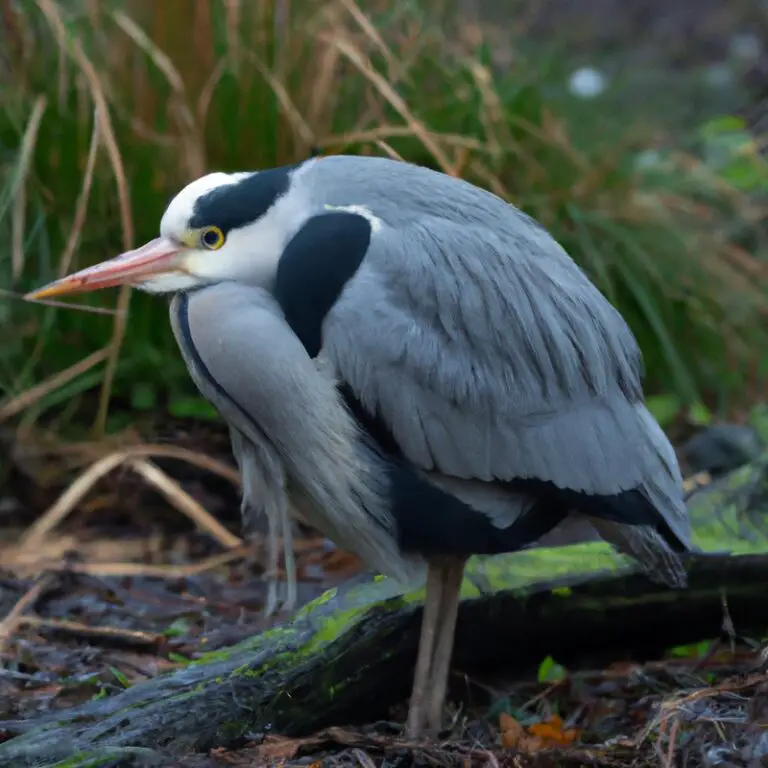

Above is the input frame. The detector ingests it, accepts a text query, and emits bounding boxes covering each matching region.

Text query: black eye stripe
[188,165,297,232]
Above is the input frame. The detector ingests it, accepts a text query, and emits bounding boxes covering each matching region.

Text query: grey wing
[321,214,692,578]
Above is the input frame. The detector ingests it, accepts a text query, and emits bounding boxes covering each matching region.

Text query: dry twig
[0,573,56,656]
[18,615,161,647]
[17,445,243,558]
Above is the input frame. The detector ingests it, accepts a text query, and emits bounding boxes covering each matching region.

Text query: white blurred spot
[730,33,762,61]
[704,64,734,88]
[568,67,606,98]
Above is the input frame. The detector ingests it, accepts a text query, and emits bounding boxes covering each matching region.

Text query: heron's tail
[583,516,689,587]
[584,402,694,588]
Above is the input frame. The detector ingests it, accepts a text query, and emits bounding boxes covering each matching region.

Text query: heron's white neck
[136,273,203,294]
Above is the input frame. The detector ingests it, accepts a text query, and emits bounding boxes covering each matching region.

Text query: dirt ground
[0,418,767,766]
[1,516,767,767]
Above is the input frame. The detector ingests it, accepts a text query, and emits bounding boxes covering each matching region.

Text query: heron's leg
[263,507,281,617]
[404,561,445,739]
[241,499,276,614]
[280,503,297,613]
[424,556,466,732]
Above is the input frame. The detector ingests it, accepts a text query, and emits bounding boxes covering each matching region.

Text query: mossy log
[2,458,768,768]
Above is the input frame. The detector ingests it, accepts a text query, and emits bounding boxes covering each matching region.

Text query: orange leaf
[550,715,564,727]
[528,716,579,747]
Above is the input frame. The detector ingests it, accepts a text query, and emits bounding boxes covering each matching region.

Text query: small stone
[679,424,763,476]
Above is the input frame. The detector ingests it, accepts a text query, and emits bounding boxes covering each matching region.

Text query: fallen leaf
[499,712,524,749]
[257,735,304,760]
[321,549,362,575]
[499,712,544,752]
[500,713,580,752]
[528,715,580,747]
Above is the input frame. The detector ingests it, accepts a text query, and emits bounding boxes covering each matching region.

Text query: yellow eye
[200,226,225,250]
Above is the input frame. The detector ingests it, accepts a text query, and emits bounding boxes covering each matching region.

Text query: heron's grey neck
[167,285,420,584]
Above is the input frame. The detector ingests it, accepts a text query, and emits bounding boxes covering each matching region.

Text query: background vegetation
[1,0,767,443]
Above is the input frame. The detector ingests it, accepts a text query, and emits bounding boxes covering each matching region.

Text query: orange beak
[24,237,186,301]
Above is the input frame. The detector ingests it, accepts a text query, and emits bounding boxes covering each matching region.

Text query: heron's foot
[283,569,298,614]
[262,575,298,617]
[405,700,444,740]
[264,576,280,617]
[281,512,298,614]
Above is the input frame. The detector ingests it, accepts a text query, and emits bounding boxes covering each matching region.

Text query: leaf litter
[195,651,765,768]
[0,423,766,766]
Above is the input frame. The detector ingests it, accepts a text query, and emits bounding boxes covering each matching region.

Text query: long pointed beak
[24,237,186,301]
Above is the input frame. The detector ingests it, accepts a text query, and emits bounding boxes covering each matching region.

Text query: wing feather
[322,214,691,549]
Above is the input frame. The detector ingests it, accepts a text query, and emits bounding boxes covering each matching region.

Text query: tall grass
[0,0,766,437]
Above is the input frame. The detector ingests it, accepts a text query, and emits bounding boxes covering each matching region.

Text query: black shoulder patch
[189,165,296,234]
[274,211,372,358]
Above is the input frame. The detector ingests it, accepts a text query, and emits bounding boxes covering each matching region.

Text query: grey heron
[26,155,693,738]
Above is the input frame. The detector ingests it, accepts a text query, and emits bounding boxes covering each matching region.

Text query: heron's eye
[200,226,225,251]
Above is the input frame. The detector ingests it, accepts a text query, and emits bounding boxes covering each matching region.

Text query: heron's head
[26,166,308,301]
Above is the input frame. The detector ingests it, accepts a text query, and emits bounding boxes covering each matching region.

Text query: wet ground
[1,522,766,767]
[0,418,766,766]
[0,540,361,716]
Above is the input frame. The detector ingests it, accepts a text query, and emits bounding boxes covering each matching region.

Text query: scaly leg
[404,562,445,739]
[281,504,298,613]
[240,498,279,617]
[263,507,281,617]
[424,557,466,732]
